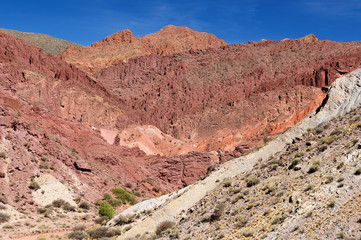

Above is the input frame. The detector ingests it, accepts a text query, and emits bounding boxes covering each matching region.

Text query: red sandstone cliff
[59,25,227,74]
[96,39,361,151]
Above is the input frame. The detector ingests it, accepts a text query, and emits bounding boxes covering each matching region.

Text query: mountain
[0,25,361,239]
[96,38,361,153]
[0,28,82,55]
[108,68,361,240]
[59,25,227,74]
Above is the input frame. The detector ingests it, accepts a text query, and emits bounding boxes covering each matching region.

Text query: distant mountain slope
[60,25,227,74]
[96,39,361,152]
[0,28,82,55]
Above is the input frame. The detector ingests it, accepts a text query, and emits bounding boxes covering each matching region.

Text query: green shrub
[99,201,114,219]
[0,152,6,159]
[111,188,137,205]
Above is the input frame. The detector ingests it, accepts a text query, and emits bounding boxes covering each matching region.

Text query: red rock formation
[0,31,216,209]
[96,39,361,151]
[59,25,227,74]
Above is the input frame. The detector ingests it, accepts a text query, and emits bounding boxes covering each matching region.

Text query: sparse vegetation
[111,188,137,205]
[68,231,89,240]
[245,176,260,187]
[0,213,10,223]
[29,180,40,190]
[155,221,175,236]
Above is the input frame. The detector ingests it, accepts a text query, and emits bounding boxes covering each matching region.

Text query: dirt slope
[0,28,82,55]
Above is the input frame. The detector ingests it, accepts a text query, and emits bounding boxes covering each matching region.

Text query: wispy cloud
[300,0,361,18]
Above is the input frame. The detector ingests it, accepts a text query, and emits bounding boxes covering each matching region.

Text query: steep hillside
[59,25,227,74]
[0,28,82,55]
[110,68,361,240]
[96,39,361,152]
[171,84,361,239]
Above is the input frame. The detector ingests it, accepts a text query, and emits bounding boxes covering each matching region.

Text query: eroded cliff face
[96,39,361,151]
[0,31,127,128]
[0,32,216,210]
[59,25,227,74]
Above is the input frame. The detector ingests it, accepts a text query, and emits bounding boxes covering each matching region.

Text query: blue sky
[1,0,361,46]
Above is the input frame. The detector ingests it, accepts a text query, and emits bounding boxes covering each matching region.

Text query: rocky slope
[59,25,227,74]
[111,68,361,239]
[96,38,361,152]
[0,28,82,55]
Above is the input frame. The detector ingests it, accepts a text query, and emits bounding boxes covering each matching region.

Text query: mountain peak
[91,29,137,47]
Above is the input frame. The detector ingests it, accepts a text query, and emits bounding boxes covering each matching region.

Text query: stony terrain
[0,28,82,55]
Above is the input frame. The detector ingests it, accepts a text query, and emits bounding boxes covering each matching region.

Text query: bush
[29,180,40,190]
[87,226,121,238]
[211,203,225,221]
[234,214,248,228]
[111,188,137,205]
[271,215,282,225]
[325,176,334,184]
[73,224,86,231]
[308,161,320,174]
[294,151,305,158]
[354,168,361,175]
[99,201,114,219]
[94,216,109,225]
[63,202,76,211]
[68,231,89,240]
[0,212,10,223]
[288,158,300,170]
[242,229,255,237]
[155,221,175,236]
[245,176,260,187]
[0,195,8,204]
[0,152,6,159]
[52,199,65,208]
[223,180,232,187]
[79,201,90,210]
